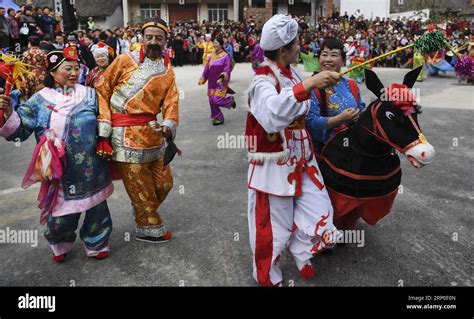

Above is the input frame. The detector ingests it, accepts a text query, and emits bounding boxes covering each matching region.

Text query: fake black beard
[146,45,162,57]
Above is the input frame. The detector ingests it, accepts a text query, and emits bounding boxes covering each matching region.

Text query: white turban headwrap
[91,44,109,58]
[260,14,299,51]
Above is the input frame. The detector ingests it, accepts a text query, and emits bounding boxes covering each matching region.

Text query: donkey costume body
[318,67,435,230]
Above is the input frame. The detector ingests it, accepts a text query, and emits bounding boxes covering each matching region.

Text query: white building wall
[200,3,209,22]
[127,0,140,21]
[161,3,169,23]
[340,0,389,19]
[96,6,124,29]
[228,4,234,21]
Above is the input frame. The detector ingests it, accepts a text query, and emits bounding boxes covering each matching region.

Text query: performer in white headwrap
[86,42,115,88]
[245,14,342,286]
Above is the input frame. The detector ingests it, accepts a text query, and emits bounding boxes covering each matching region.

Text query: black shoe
[212,119,225,126]
[135,231,172,244]
[231,100,236,109]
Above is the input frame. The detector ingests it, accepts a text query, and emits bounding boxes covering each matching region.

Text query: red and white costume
[246,58,339,286]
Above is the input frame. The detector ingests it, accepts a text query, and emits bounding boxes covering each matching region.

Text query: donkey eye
[385,111,395,120]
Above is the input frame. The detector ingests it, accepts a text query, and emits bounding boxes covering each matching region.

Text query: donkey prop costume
[318,67,435,231]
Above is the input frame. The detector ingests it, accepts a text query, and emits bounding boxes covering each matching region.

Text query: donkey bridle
[359,101,427,155]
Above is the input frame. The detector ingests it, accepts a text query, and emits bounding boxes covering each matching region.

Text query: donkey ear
[364,68,384,98]
[403,66,423,88]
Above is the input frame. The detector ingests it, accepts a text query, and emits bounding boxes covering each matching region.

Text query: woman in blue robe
[0,45,114,263]
[306,38,366,153]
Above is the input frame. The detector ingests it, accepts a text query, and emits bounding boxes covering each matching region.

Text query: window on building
[140,4,161,19]
[208,3,228,22]
[398,0,404,5]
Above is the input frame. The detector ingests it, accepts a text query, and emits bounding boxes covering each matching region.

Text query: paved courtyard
[0,63,472,286]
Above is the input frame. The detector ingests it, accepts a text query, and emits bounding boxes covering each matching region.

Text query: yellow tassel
[1,53,34,90]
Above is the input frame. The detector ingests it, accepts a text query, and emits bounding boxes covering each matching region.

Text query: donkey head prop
[359,66,435,168]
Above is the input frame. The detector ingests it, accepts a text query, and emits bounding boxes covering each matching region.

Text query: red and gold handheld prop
[0,52,32,125]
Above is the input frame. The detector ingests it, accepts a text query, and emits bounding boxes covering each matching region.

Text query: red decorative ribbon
[21,131,66,225]
[384,83,417,115]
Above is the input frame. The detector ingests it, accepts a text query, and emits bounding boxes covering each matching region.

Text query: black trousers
[174,50,184,66]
